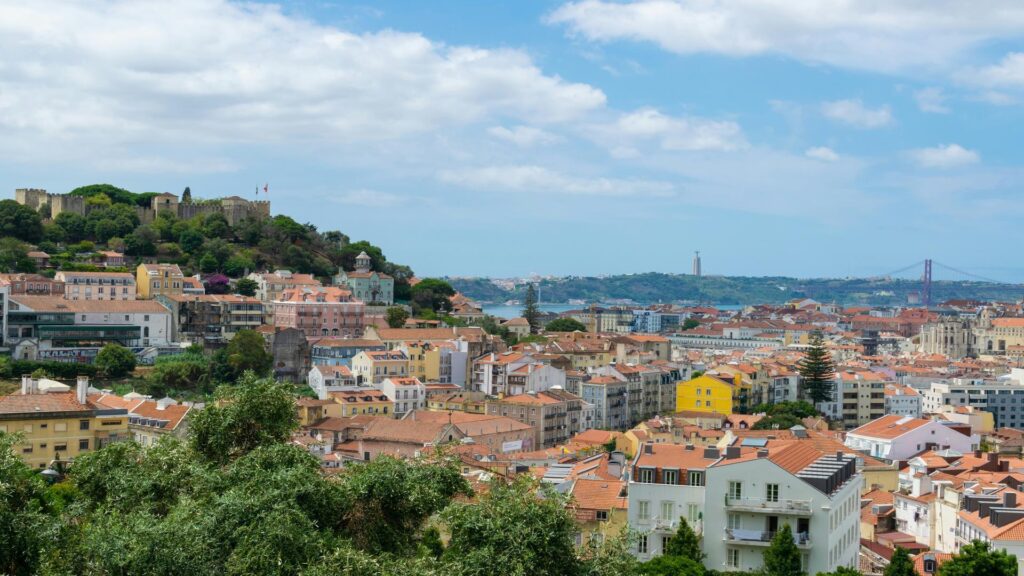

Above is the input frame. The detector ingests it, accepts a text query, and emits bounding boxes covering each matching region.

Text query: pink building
[273,286,364,338]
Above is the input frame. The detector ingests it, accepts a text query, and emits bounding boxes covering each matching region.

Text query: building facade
[54,271,136,301]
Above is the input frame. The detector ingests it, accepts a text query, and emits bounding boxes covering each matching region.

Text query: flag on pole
[263,183,269,195]
[255,186,259,197]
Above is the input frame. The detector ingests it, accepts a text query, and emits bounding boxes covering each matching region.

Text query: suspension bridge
[872,259,1022,307]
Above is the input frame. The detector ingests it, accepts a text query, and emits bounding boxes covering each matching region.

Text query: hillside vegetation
[450,272,1024,306]
[1,184,413,297]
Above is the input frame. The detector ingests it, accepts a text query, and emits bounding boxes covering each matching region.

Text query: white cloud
[914,87,950,113]
[821,100,893,129]
[968,52,1024,88]
[587,107,746,154]
[488,125,561,147]
[438,165,675,197]
[547,0,1024,74]
[805,147,839,162]
[0,0,606,167]
[910,144,980,168]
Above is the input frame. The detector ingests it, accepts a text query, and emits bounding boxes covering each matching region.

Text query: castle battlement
[13,188,270,225]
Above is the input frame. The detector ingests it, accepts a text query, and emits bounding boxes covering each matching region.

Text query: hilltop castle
[15,188,270,226]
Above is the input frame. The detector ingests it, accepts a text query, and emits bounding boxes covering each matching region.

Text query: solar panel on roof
[741,437,769,447]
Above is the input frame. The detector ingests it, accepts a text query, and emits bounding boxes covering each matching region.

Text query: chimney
[836,450,844,461]
[685,444,695,451]
[757,448,769,458]
[76,376,88,405]
[20,375,30,395]
[975,449,983,459]
[1002,460,1011,473]
[725,446,741,459]
[989,452,1000,470]
[703,447,720,459]
[1006,492,1017,509]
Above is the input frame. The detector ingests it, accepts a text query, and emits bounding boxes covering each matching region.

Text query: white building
[379,377,425,418]
[7,296,173,361]
[703,443,861,574]
[845,415,977,462]
[924,379,1024,430]
[628,443,718,560]
[629,440,862,575]
[885,385,923,418]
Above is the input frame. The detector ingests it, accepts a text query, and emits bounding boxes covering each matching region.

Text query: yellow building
[570,478,629,546]
[136,263,185,299]
[675,373,735,415]
[0,377,130,469]
[351,350,410,385]
[400,341,441,383]
[325,390,394,418]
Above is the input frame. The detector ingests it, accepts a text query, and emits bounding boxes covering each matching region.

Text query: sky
[2,1,1024,281]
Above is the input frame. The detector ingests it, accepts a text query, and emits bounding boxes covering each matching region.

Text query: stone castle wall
[13,188,270,225]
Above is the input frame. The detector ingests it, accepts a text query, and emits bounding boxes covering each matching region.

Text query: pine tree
[664,517,703,560]
[762,524,803,576]
[884,547,916,576]
[522,283,541,334]
[798,330,836,404]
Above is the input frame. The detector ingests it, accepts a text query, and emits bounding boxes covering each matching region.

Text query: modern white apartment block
[704,444,861,574]
[628,440,862,575]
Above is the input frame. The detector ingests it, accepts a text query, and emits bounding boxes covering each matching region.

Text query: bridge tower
[922,259,933,307]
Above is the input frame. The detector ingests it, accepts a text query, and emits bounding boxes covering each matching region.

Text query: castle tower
[355,251,371,273]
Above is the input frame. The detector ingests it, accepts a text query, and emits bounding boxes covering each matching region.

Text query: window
[54,443,67,451]
[705,401,711,407]
[687,503,700,523]
[638,500,650,520]
[596,510,608,521]
[727,513,741,530]
[638,468,655,483]
[637,535,648,554]
[22,446,33,454]
[662,535,672,553]
[79,420,90,431]
[663,469,678,485]
[727,549,740,568]
[767,483,779,502]
[687,471,704,486]
[696,388,701,395]
[728,481,743,500]
[79,439,89,451]
[661,501,674,521]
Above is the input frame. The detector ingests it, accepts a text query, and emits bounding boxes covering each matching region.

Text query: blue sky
[3,1,1024,281]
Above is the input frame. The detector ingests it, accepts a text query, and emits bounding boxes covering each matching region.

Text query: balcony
[724,529,811,548]
[724,497,813,516]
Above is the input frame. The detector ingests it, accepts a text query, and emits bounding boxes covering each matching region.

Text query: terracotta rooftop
[848,415,933,439]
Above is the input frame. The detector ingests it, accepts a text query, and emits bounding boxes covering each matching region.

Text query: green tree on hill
[94,343,137,379]
[799,331,836,404]
[411,278,456,314]
[386,306,410,328]
[0,200,43,243]
[234,278,258,297]
[546,317,588,332]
